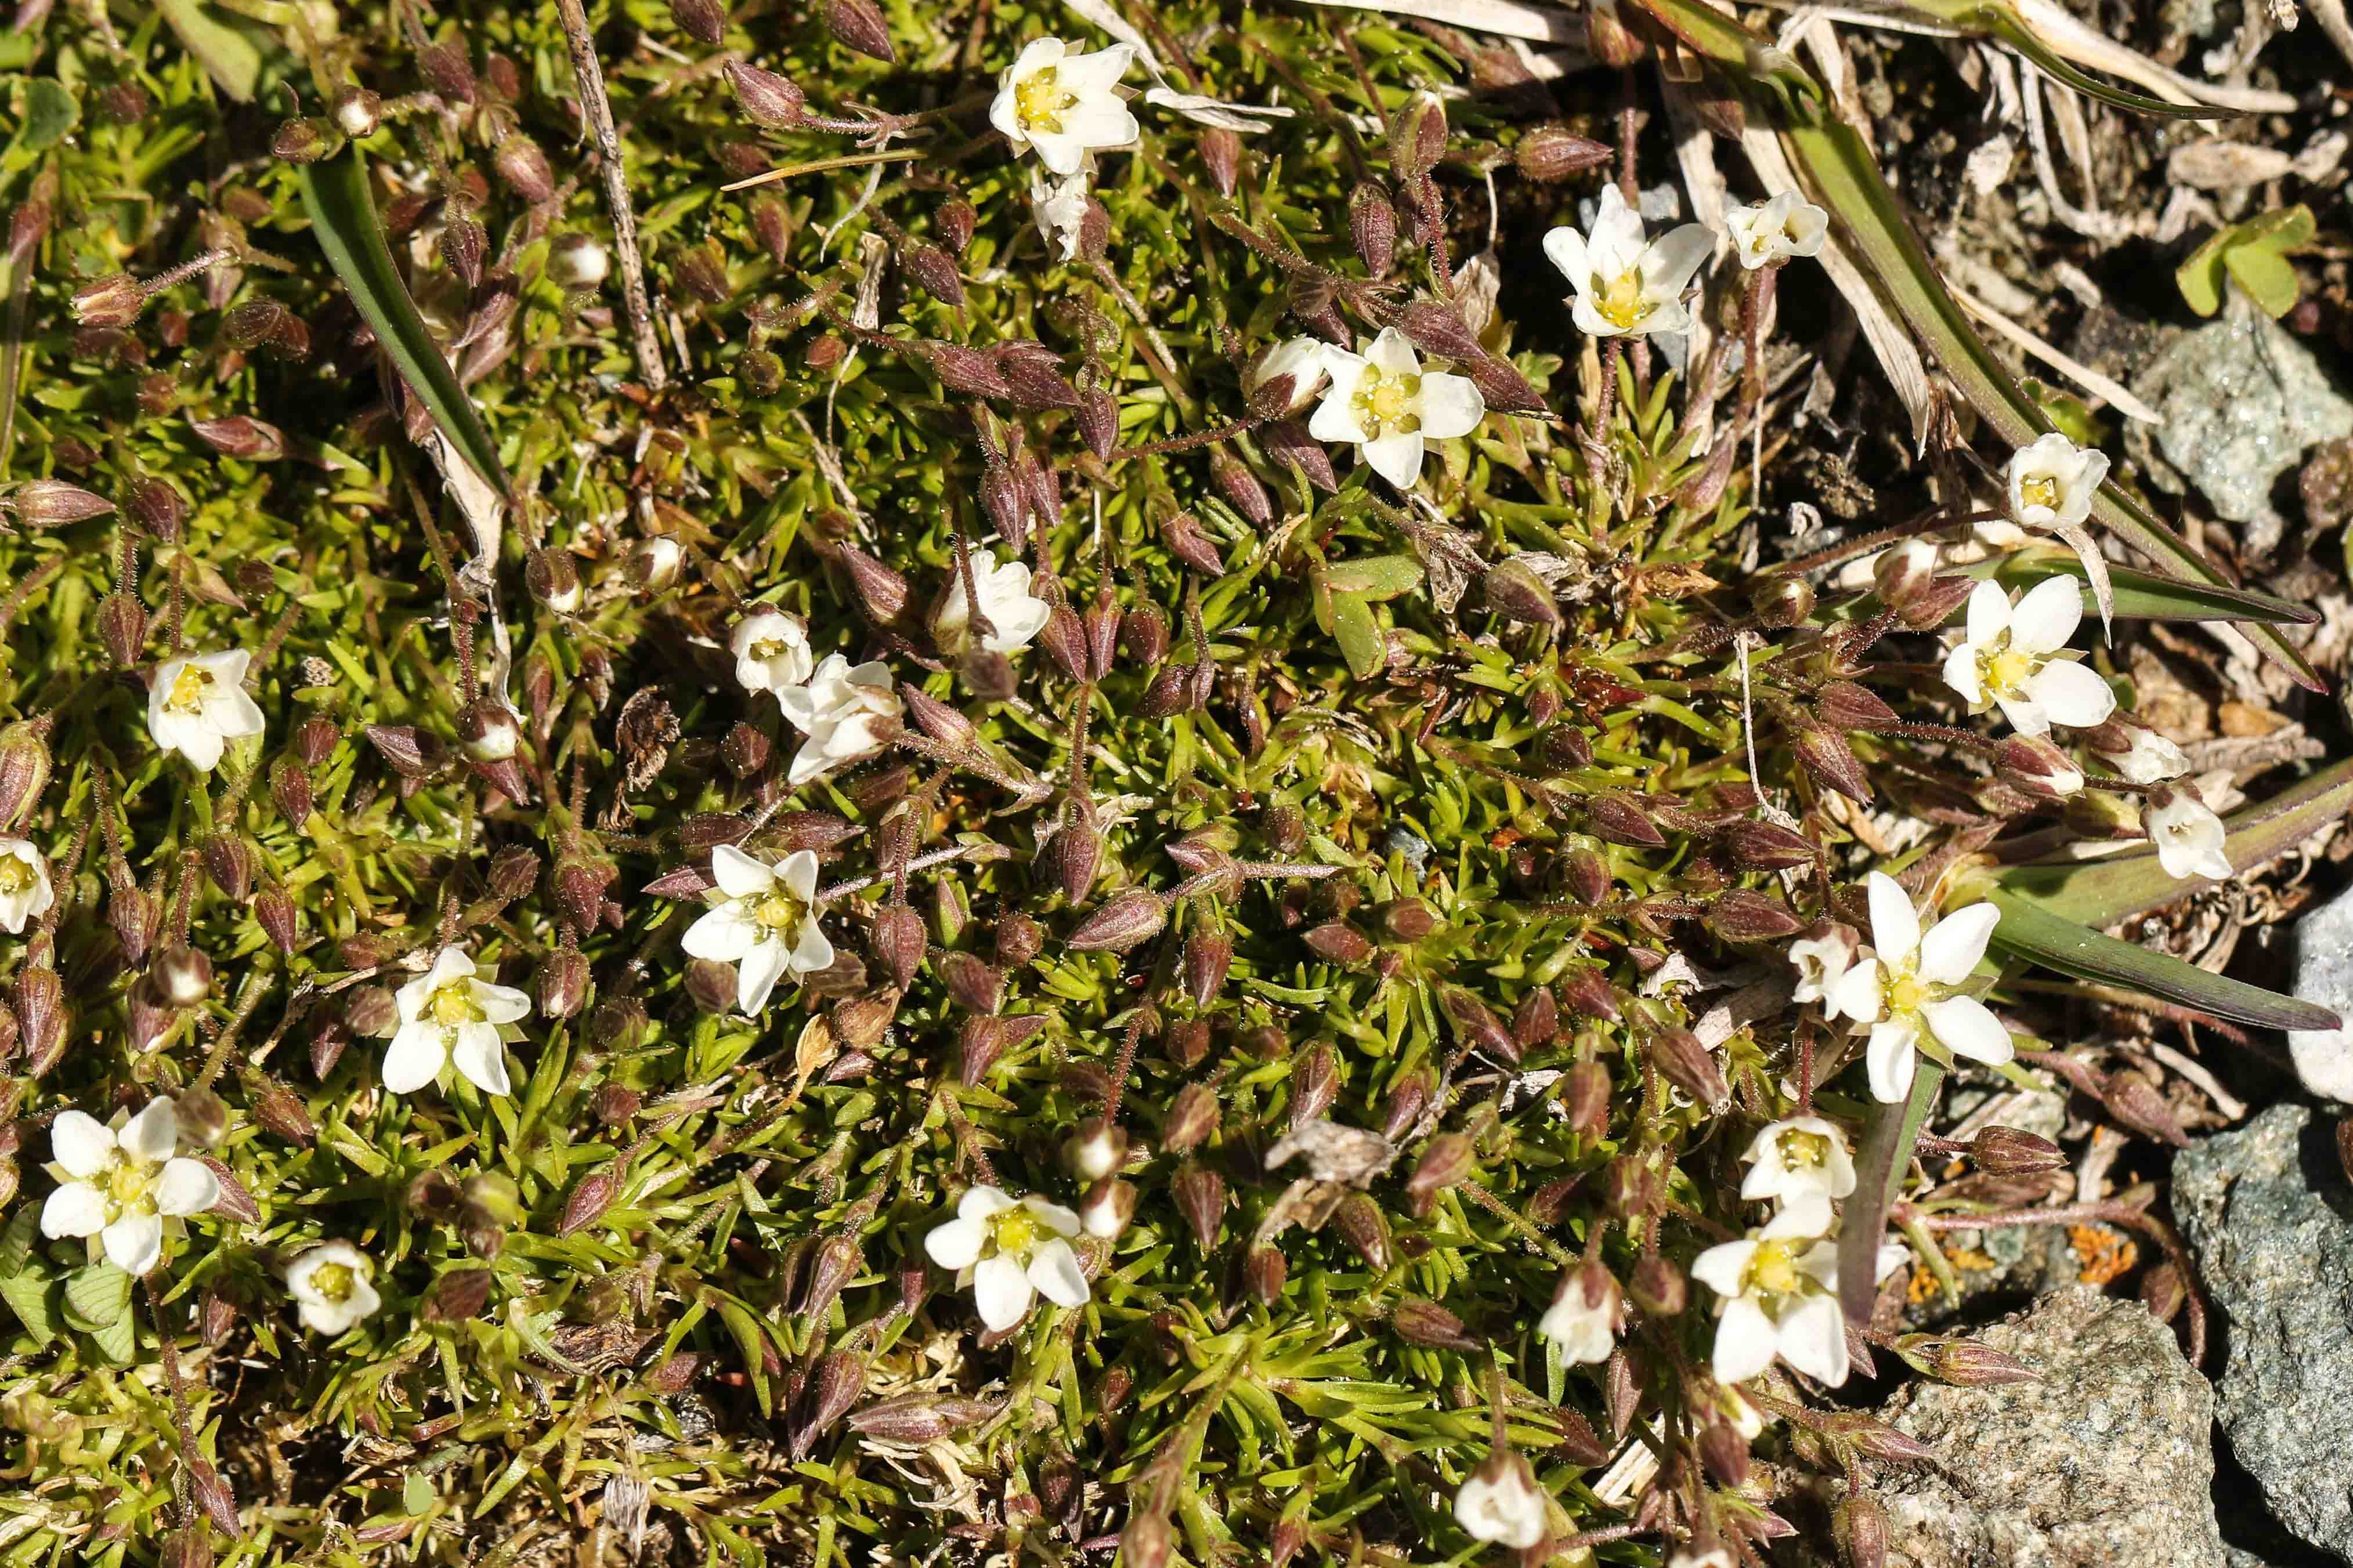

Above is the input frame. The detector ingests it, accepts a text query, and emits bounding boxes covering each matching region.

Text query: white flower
[1691,1229,1901,1385]
[1541,185,1713,340]
[2106,725,2189,785]
[39,1100,220,1275]
[681,845,835,1012]
[1724,191,1828,271]
[1248,337,1332,417]
[1830,874,2013,1105]
[284,1240,382,1335]
[1669,1547,1736,1568]
[2147,788,2232,881]
[2006,432,2108,533]
[0,838,53,934]
[384,946,530,1097]
[1306,328,1487,490]
[776,654,902,787]
[936,555,1053,657]
[1789,921,1862,1011]
[1740,1116,1857,1239]
[1454,1452,1548,1549]
[1030,167,1091,260]
[147,650,266,772]
[730,610,813,698]
[991,38,1138,178]
[1537,1264,1621,1365]
[923,1185,1091,1332]
[1940,578,2116,737]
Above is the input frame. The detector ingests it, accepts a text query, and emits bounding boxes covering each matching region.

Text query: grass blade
[1979,546,2319,625]
[154,0,264,102]
[297,150,512,499]
[1840,1062,1940,1326]
[1985,889,2337,1031]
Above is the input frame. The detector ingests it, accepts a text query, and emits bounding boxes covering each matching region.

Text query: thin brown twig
[551,0,666,391]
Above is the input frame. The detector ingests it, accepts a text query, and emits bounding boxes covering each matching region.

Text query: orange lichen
[2069,1224,2137,1285]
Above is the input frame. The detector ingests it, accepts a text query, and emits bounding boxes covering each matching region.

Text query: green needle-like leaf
[1985,889,2337,1031]
[1841,1062,1942,1325]
[1979,546,2319,625]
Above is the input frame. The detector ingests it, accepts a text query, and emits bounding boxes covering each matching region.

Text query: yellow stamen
[310,1262,355,1303]
[989,1207,1039,1258]
[429,984,483,1027]
[1747,1239,1804,1296]
[1350,367,1422,437]
[0,857,32,896]
[753,890,808,936]
[1781,1129,1832,1171]
[1015,67,1074,134]
[1593,269,1648,331]
[164,665,212,714]
[107,1158,153,1211]
[2019,475,2060,512]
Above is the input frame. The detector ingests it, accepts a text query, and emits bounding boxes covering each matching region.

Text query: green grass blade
[1979,547,2319,625]
[154,0,264,102]
[297,150,512,499]
[1993,755,2353,925]
[1840,1062,1941,1326]
[1985,889,2337,1031]
[1967,7,2246,119]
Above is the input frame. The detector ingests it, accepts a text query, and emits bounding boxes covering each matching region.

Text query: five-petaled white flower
[1454,1451,1548,1549]
[1542,186,1713,341]
[148,650,266,772]
[991,38,1138,178]
[730,610,814,699]
[923,1185,1091,1332]
[1030,168,1091,261]
[1306,328,1487,490]
[776,654,902,787]
[1740,1116,1857,1239]
[2104,725,2189,785]
[681,845,836,1012]
[39,1100,220,1276]
[1788,921,1862,1011]
[385,946,530,1097]
[1725,192,1828,271]
[1537,1263,1621,1365]
[1249,338,1332,417]
[2007,432,2108,533]
[284,1240,383,1335]
[1940,579,2115,737]
[2147,787,2232,881]
[937,555,1053,657]
[0,837,53,934]
[1691,1228,1902,1385]
[1831,873,2013,1105]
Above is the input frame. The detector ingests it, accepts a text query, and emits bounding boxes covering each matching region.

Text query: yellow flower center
[752,890,807,936]
[1593,269,1648,330]
[0,856,34,896]
[2019,475,2060,513]
[1351,367,1422,437]
[1780,1130,1832,1171]
[1745,1239,1805,1297]
[1885,966,1930,1020]
[1015,67,1074,134]
[749,639,787,665]
[429,983,483,1027]
[106,1157,155,1214]
[164,664,213,715]
[310,1262,355,1303]
[989,1207,1039,1258]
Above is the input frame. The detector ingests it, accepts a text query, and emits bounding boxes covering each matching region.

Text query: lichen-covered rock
[1874,1284,2224,1568]
[2284,883,2353,1102]
[2175,1105,2353,1563]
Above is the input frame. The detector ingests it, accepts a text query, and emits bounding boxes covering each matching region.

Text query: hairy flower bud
[1515,121,1614,180]
[1184,929,1233,1006]
[1651,1027,1727,1109]
[73,271,147,327]
[1387,91,1448,181]
[1793,725,1873,802]
[1161,1083,1219,1153]
[1971,1124,2066,1175]
[9,479,114,528]
[1159,510,1226,577]
[726,60,807,128]
[492,134,554,204]
[1350,182,1397,276]
[1562,1059,1611,1138]
[1442,986,1519,1063]
[1034,820,1101,905]
[1993,734,2084,800]
[1405,1132,1473,1215]
[939,950,1004,1016]
[1173,1162,1224,1248]
[823,0,895,60]
[1587,794,1667,848]
[1392,1296,1482,1350]
[1723,819,1813,871]
[1512,985,1558,1051]
[958,1013,1044,1085]
[1198,125,1241,195]
[1067,888,1166,953]
[1483,556,1562,628]
[1707,887,1803,943]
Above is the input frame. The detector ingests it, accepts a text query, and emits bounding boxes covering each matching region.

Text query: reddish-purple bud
[726,61,806,128]
[1067,888,1167,953]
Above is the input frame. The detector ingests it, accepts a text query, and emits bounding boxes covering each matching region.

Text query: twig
[552,0,666,391]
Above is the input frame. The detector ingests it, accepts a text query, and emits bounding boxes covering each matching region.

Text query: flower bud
[1629,1254,1686,1316]
[464,1171,523,1230]
[1247,1244,1288,1303]
[1971,1124,2065,1175]
[492,135,555,204]
[1173,1162,1224,1248]
[1208,450,1271,528]
[1481,556,1561,628]
[1514,122,1614,180]
[1723,819,1813,871]
[254,882,299,954]
[1034,821,1101,905]
[459,700,521,762]
[1183,928,1233,1007]
[1065,1116,1129,1182]
[848,1393,996,1443]
[1707,888,1803,943]
[1993,734,2084,800]
[1588,0,1649,67]
[1079,1176,1136,1239]
[1121,1512,1175,1568]
[958,1013,1044,1084]
[154,943,212,1008]
[1700,1421,1751,1486]
[1381,1069,1432,1142]
[189,415,285,461]
[1651,1027,1728,1109]
[1392,1297,1482,1349]
[330,86,382,139]
[1350,182,1397,276]
[9,479,114,528]
[1817,679,1897,730]
[993,913,1043,967]
[1387,91,1448,181]
[1195,124,1242,195]
[1161,1083,1219,1153]
[1067,888,1167,953]
[823,0,895,60]
[1331,1191,1392,1270]
[73,271,146,327]
[1511,985,1558,1051]
[667,0,727,41]
[1562,1059,1611,1138]
[547,233,610,291]
[939,950,1004,1016]
[1793,725,1873,802]
[1443,987,1518,1064]
[203,834,254,901]
[1405,1132,1473,1215]
[1900,573,1975,631]
[1587,794,1667,849]
[1291,1042,1339,1127]
[417,39,476,101]
[1838,1493,1890,1568]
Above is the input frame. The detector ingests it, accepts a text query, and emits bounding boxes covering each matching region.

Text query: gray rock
[2175,1106,2353,1563]
[1875,1284,2224,1568]
[2285,883,2353,1102]
[2128,287,2353,560]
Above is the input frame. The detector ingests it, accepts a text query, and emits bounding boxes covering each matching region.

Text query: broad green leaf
[62,1262,132,1331]
[0,1208,34,1274]
[1983,889,2336,1031]
[19,80,79,150]
[297,151,513,499]
[2225,245,2303,320]
[0,1269,55,1346]
[1840,1062,1940,1325]
[154,0,263,102]
[1627,0,2324,693]
[1987,755,2353,927]
[1319,555,1425,601]
[1329,591,1384,678]
[1982,547,2318,625]
[87,1307,139,1365]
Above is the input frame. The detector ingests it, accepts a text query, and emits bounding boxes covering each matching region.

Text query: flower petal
[120,1100,179,1163]
[1940,643,1983,706]
[789,918,836,975]
[1414,373,1486,441]
[1541,224,1592,291]
[1364,327,1419,378]
[973,1252,1035,1332]
[958,1185,1016,1221]
[1828,958,1885,1026]
[470,980,533,1026]
[924,1215,988,1270]
[735,937,792,1014]
[1864,872,1920,962]
[1993,690,2049,737]
[1917,903,1999,985]
[155,1157,221,1217]
[1690,1239,1757,1298]
[2026,658,2115,729]
[1639,222,1715,300]
[103,1213,165,1276]
[39,1180,106,1239]
[710,845,776,899]
[1026,1237,1090,1308]
[2007,576,2083,655]
[1710,1295,1778,1384]
[1775,1294,1850,1385]
[1964,581,2012,647]
[1866,1019,1918,1103]
[1021,1196,1083,1236]
[1921,994,2013,1066]
[451,1022,513,1097]
[50,1110,117,1178]
[1361,430,1427,489]
[382,1021,447,1093]
[779,849,821,901]
[682,906,758,963]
